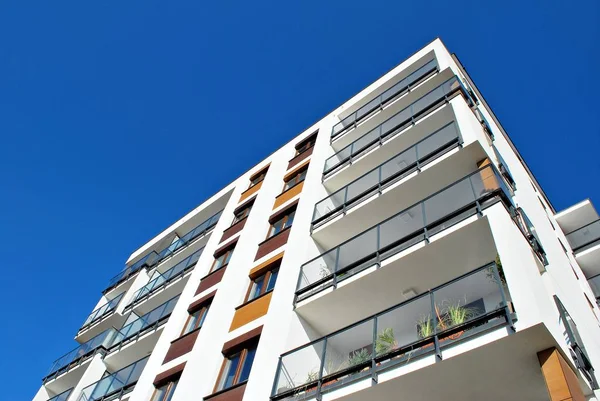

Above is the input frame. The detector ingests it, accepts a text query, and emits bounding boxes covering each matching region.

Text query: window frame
[282,168,307,192]
[294,132,318,156]
[151,379,178,401]
[181,302,211,336]
[211,248,234,273]
[232,206,252,225]
[244,267,279,303]
[214,342,258,392]
[267,210,295,239]
[248,166,269,189]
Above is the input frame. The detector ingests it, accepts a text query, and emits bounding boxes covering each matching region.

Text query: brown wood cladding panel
[249,252,284,278]
[239,181,262,203]
[195,267,227,295]
[163,330,200,364]
[220,218,247,243]
[254,228,290,261]
[188,290,217,312]
[287,146,313,170]
[273,182,303,210]
[153,362,186,386]
[229,292,272,331]
[204,383,246,401]
[222,325,263,354]
[537,347,585,401]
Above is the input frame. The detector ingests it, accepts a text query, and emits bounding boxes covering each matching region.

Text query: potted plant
[348,348,371,370]
[375,328,398,356]
[437,300,476,340]
[416,315,435,339]
[486,254,507,287]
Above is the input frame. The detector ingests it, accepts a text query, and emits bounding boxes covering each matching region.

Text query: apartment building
[33,38,600,401]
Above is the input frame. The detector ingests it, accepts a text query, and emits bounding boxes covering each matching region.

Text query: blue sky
[1,1,599,400]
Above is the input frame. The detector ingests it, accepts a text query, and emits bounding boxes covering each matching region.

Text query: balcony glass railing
[566,219,600,253]
[78,356,149,401]
[80,292,125,330]
[331,59,438,140]
[298,165,513,302]
[110,296,179,349]
[128,248,203,307]
[104,210,222,292]
[48,389,73,401]
[324,75,472,177]
[106,251,160,290]
[154,210,222,262]
[45,329,117,381]
[588,275,600,302]
[272,263,513,400]
[314,122,461,228]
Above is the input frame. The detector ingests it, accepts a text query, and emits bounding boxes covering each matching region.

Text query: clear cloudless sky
[1,1,599,399]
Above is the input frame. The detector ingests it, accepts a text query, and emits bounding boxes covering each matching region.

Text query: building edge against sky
[34,38,600,401]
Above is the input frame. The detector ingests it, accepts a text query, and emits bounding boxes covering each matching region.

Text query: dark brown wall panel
[254,228,290,261]
[196,267,227,295]
[154,362,186,386]
[163,330,200,364]
[204,383,246,401]
[220,218,247,243]
[287,146,313,170]
[222,325,263,354]
[188,290,217,312]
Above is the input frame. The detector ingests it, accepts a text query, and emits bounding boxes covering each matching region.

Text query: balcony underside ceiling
[298,217,497,336]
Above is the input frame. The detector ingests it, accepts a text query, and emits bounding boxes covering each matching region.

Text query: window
[295,132,317,156]
[211,247,234,272]
[232,204,252,225]
[216,342,257,391]
[249,166,269,188]
[246,267,279,302]
[283,167,307,192]
[268,209,295,238]
[151,380,178,401]
[182,302,210,335]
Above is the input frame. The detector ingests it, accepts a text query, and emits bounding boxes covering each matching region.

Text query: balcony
[124,248,203,312]
[77,356,148,401]
[272,264,515,401]
[103,210,222,294]
[324,75,473,184]
[107,295,179,361]
[313,121,463,232]
[331,59,438,142]
[47,389,72,401]
[105,252,159,295]
[78,293,126,339]
[298,165,513,306]
[43,329,117,383]
[566,220,600,277]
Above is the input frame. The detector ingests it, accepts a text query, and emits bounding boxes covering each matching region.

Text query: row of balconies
[41,204,227,401]
[268,56,596,400]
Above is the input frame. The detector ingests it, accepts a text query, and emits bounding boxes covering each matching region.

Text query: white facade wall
[34,38,600,401]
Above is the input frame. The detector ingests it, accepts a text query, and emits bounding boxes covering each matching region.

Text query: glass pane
[377,294,433,360]
[275,340,325,394]
[323,320,374,378]
[249,276,265,301]
[238,347,256,382]
[266,269,279,292]
[433,268,503,345]
[218,353,241,390]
